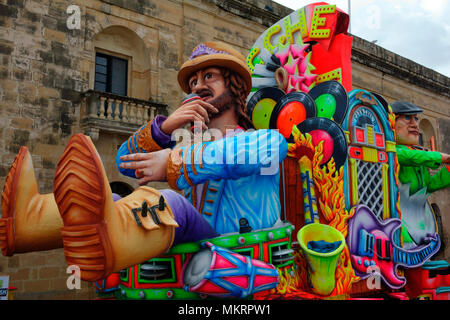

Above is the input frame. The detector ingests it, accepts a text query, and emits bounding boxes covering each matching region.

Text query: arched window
[419,118,436,151]
[93,26,151,100]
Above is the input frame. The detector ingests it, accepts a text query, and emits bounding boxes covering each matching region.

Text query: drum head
[182,248,212,287]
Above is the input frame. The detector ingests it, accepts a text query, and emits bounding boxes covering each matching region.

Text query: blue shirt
[116,116,288,234]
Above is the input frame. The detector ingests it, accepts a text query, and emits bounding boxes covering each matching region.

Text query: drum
[93,272,121,294]
[182,242,279,298]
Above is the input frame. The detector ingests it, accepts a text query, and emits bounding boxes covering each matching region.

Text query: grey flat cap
[391,101,423,115]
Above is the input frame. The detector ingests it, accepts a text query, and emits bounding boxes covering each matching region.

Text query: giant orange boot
[0,147,63,256]
[53,134,178,282]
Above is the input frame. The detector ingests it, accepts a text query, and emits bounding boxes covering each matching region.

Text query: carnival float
[0,1,447,301]
[91,2,449,300]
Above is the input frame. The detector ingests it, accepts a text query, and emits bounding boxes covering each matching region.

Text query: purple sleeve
[151,115,176,149]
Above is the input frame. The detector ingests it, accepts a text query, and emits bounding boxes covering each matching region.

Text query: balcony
[80,90,168,140]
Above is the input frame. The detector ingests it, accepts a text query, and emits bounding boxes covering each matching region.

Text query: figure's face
[188,67,227,103]
[188,67,233,117]
[395,114,420,145]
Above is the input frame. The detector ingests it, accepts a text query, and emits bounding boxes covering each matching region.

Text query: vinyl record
[308,80,348,124]
[269,91,316,138]
[371,92,390,114]
[246,87,285,130]
[288,117,348,169]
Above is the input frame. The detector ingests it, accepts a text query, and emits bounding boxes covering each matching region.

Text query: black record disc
[308,80,348,124]
[269,91,316,138]
[246,87,285,130]
[371,92,390,114]
[288,117,348,170]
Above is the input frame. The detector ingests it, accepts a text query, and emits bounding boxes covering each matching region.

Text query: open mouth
[197,90,213,100]
[200,94,213,101]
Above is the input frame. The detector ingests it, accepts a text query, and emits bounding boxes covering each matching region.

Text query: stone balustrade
[80,90,168,140]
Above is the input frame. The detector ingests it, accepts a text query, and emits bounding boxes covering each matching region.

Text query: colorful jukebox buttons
[269,91,316,138]
[308,80,348,124]
[247,87,285,129]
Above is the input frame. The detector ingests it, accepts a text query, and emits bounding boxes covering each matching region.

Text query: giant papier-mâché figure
[391,101,450,249]
[0,42,287,294]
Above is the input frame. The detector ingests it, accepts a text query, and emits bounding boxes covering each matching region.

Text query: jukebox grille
[356,159,384,219]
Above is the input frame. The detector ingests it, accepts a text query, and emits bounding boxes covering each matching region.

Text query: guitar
[347,205,440,289]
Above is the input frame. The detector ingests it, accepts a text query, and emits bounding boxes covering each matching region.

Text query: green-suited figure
[392,101,450,249]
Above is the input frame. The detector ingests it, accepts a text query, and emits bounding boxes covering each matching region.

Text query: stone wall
[0,0,449,299]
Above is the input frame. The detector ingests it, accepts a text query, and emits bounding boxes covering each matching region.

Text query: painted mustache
[196,89,213,99]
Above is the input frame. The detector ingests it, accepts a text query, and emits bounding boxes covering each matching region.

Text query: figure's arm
[117,98,219,179]
[116,115,175,178]
[166,129,288,190]
[426,165,450,193]
[396,145,442,169]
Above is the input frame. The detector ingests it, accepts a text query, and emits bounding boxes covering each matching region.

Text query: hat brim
[177,53,252,97]
[391,101,424,115]
[394,110,424,115]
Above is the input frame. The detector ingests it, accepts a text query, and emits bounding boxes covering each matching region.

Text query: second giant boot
[0,147,63,256]
[53,134,179,282]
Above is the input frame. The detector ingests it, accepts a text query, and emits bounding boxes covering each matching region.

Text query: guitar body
[351,229,405,288]
[347,205,440,290]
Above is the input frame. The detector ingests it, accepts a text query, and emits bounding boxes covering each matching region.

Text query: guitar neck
[392,238,440,267]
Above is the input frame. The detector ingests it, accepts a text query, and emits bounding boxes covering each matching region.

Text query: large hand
[119,149,172,186]
[160,99,219,135]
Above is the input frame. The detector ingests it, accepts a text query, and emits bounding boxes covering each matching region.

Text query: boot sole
[0,146,28,256]
[54,134,114,281]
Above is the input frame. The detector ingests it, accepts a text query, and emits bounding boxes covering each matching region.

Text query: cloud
[419,0,447,17]
[351,0,450,76]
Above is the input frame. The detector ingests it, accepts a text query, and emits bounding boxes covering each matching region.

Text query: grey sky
[273,0,450,78]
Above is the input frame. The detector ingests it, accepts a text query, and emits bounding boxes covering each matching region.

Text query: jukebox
[342,90,399,220]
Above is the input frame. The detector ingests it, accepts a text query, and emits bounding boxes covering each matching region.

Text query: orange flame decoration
[277,126,359,298]
[287,125,315,158]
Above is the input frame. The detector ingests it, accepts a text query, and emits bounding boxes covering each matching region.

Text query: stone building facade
[0,0,448,299]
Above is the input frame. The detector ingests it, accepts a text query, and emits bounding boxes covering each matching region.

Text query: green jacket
[396,144,450,195]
